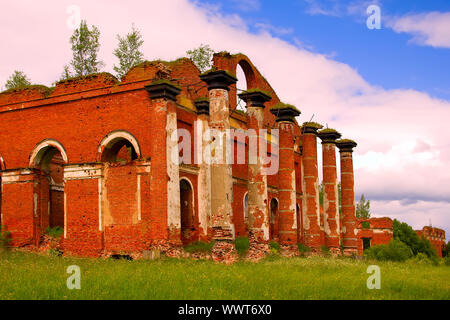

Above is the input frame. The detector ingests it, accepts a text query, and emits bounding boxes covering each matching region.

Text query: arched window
[98,131,141,163]
[243,192,249,220]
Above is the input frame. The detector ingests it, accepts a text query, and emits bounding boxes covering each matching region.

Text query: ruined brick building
[0,52,379,260]
[416,226,447,257]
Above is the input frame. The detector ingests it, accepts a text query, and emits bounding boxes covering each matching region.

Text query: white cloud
[388,11,450,48]
[0,0,448,234]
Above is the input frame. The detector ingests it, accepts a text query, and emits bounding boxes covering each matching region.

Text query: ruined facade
[0,52,364,260]
[355,217,394,256]
[416,226,447,257]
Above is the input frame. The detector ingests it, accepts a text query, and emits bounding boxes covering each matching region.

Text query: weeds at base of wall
[0,225,11,252]
[235,237,250,257]
[45,226,64,239]
[183,241,215,254]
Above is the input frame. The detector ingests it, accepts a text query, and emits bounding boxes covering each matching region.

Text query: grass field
[0,251,449,300]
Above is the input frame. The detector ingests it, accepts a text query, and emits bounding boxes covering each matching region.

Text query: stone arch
[29,139,68,230]
[29,139,68,169]
[235,59,258,111]
[270,198,279,240]
[180,177,195,244]
[97,130,141,163]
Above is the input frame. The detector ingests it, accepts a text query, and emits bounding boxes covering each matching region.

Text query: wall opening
[102,140,138,163]
[243,192,249,234]
[34,146,66,230]
[362,238,371,251]
[270,198,279,240]
[180,178,194,244]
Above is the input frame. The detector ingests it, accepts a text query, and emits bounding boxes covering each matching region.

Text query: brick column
[194,99,212,241]
[302,122,323,253]
[200,70,238,263]
[336,139,358,256]
[270,105,300,255]
[318,129,342,255]
[239,90,271,260]
[145,81,182,255]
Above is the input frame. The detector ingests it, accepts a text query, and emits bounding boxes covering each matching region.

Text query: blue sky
[200,0,450,100]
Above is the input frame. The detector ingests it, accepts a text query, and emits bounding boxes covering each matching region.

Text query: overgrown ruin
[0,52,397,261]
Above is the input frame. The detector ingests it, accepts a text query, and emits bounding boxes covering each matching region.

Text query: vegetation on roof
[318,128,341,135]
[302,122,324,130]
[240,88,272,99]
[194,97,209,103]
[149,79,181,90]
[0,85,55,98]
[337,138,357,145]
[200,67,236,79]
[55,72,118,85]
[270,102,300,113]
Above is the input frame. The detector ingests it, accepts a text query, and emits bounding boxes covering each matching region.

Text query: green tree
[4,70,31,90]
[356,194,371,218]
[393,219,437,258]
[186,44,214,73]
[69,20,104,77]
[113,25,145,79]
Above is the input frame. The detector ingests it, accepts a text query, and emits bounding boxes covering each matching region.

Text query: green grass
[183,241,214,254]
[0,251,449,300]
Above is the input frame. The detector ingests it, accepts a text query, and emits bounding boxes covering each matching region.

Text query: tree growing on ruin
[4,70,31,90]
[186,44,214,73]
[356,194,371,219]
[113,25,145,79]
[69,20,104,77]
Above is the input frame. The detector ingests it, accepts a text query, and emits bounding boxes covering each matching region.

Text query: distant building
[416,226,446,257]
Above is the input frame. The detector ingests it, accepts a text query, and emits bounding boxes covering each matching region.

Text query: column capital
[199,70,237,91]
[238,89,272,108]
[302,122,323,134]
[336,139,358,153]
[318,128,342,144]
[195,98,210,115]
[270,103,301,123]
[145,80,181,102]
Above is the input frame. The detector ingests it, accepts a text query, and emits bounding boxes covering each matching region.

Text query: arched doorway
[180,178,194,244]
[270,198,279,240]
[30,140,68,231]
[98,131,142,253]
